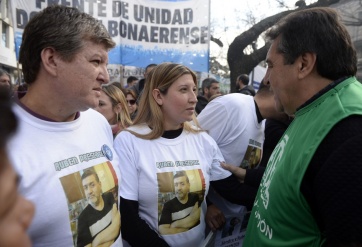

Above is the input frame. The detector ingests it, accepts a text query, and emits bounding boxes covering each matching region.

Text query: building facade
[0,0,18,85]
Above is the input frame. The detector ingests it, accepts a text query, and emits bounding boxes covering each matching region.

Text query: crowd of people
[1,4,362,247]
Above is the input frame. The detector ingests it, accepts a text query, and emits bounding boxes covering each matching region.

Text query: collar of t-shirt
[162,127,183,139]
[14,96,80,122]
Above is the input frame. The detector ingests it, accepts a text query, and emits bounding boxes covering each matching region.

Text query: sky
[209,0,317,65]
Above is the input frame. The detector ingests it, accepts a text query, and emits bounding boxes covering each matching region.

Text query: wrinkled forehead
[82,174,98,185]
[0,74,10,80]
[174,176,188,183]
[266,37,283,65]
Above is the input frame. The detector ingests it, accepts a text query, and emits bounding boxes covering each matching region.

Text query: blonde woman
[114,63,255,246]
[95,84,132,138]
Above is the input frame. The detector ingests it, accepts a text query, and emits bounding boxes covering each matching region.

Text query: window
[0,0,9,19]
[1,22,9,48]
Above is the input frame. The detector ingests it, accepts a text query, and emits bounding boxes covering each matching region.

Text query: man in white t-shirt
[8,5,123,247]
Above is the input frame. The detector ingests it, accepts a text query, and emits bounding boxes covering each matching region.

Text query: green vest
[243,77,362,247]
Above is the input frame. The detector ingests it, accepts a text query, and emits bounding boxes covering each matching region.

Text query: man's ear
[297,52,317,79]
[152,88,163,105]
[40,47,58,77]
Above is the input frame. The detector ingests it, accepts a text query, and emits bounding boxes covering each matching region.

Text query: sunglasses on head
[127,99,136,105]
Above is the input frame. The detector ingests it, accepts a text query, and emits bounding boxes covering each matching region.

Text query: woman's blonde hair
[129,62,201,140]
[101,84,132,129]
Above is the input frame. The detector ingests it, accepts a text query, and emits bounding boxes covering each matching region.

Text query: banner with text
[11,0,210,73]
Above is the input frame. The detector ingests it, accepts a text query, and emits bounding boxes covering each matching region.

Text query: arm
[210,175,258,211]
[301,116,362,246]
[170,202,200,229]
[159,202,200,235]
[91,203,120,247]
[315,135,362,246]
[221,162,266,188]
[220,162,246,183]
[120,197,169,247]
[158,224,189,235]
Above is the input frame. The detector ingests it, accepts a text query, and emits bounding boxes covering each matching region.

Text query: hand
[220,162,246,183]
[205,204,225,232]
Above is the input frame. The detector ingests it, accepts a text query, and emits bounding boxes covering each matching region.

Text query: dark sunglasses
[127,100,136,105]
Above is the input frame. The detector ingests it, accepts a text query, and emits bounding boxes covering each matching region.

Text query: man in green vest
[227,7,362,247]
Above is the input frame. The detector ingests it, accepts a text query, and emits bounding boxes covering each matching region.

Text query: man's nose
[98,65,110,85]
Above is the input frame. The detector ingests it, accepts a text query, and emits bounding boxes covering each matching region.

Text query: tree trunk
[227,0,340,93]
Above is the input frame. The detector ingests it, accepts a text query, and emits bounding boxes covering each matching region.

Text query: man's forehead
[82,175,97,184]
[266,35,281,59]
[80,41,109,58]
[266,41,282,66]
[174,176,187,182]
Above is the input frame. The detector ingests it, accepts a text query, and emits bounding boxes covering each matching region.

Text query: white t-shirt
[198,93,265,215]
[8,104,122,247]
[114,124,231,247]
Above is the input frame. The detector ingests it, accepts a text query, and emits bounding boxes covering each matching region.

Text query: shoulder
[196,95,208,109]
[210,93,252,106]
[239,88,252,95]
[103,192,115,203]
[201,93,253,116]
[323,115,362,147]
[197,95,208,102]
[190,130,217,144]
[164,197,178,207]
[81,109,113,136]
[82,108,105,118]
[127,123,150,133]
[78,205,92,220]
[117,124,150,139]
[114,124,151,149]
[188,192,199,200]
[81,109,110,128]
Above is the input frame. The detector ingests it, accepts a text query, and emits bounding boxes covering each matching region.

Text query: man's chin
[176,195,185,200]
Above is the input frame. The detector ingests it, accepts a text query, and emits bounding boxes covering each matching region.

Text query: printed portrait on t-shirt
[59,162,120,247]
[157,169,205,235]
[240,143,262,169]
[221,217,241,238]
